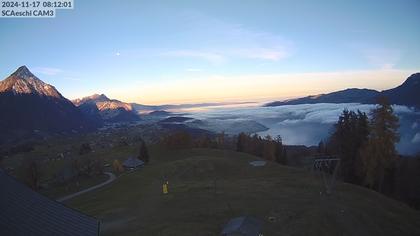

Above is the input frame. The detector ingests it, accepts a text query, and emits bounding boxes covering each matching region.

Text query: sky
[0,0,420,104]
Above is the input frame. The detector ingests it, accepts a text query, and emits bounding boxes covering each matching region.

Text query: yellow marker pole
[163,183,168,194]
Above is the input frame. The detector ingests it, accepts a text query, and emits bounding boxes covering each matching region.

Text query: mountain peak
[403,73,420,85]
[0,66,63,98]
[0,66,97,137]
[73,93,111,106]
[10,65,35,79]
[380,72,420,107]
[73,93,134,112]
[72,93,138,122]
[90,93,109,101]
[266,73,420,108]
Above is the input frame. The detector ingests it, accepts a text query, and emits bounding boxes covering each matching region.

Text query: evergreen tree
[19,157,41,190]
[252,134,263,157]
[330,109,369,183]
[236,133,287,164]
[236,133,247,152]
[275,135,287,165]
[78,143,92,155]
[361,97,399,192]
[217,132,225,149]
[262,135,276,161]
[354,110,370,180]
[138,139,150,163]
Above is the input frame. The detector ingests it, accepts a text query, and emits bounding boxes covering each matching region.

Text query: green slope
[67,148,420,236]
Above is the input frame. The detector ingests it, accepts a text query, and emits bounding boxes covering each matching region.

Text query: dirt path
[56,172,116,202]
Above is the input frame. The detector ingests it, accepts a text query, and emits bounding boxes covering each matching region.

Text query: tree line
[326,97,400,193]
[160,130,287,165]
[160,131,229,150]
[236,133,287,165]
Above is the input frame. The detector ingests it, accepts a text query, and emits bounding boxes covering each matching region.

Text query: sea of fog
[178,103,420,156]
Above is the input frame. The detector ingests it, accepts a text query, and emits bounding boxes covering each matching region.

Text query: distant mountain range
[266,73,420,108]
[72,94,140,123]
[0,66,97,143]
[1,66,419,146]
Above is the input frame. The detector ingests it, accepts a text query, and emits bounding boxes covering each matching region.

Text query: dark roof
[123,157,144,168]
[0,169,99,236]
[221,216,262,236]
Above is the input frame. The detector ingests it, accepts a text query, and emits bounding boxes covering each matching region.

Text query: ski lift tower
[312,156,340,195]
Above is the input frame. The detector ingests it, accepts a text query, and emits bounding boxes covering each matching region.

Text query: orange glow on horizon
[93,69,417,105]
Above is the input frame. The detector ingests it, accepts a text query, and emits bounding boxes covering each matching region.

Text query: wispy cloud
[115,11,293,64]
[32,67,82,82]
[161,46,290,64]
[33,67,63,76]
[158,11,293,63]
[186,68,202,72]
[162,50,225,64]
[231,47,290,61]
[363,48,401,69]
[412,133,420,143]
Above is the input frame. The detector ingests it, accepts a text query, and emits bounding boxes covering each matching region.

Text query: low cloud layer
[412,133,420,143]
[185,103,420,155]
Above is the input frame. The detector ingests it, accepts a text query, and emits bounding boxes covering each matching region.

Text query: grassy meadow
[63,148,420,236]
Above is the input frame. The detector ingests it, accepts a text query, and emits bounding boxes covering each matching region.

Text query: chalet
[122,157,144,169]
[221,216,263,236]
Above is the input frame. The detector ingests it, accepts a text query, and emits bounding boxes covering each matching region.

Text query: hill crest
[266,73,420,107]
